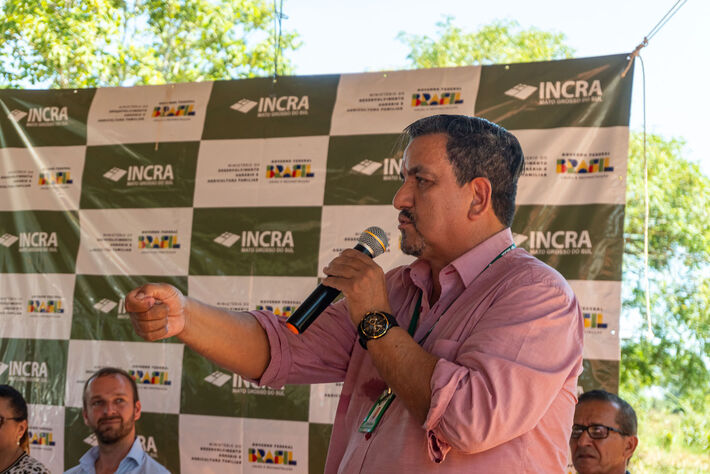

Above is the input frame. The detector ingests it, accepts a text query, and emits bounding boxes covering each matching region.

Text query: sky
[281,0,708,175]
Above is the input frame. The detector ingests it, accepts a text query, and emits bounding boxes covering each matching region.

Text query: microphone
[285,226,389,334]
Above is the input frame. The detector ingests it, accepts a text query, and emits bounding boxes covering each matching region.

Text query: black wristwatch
[358,311,398,350]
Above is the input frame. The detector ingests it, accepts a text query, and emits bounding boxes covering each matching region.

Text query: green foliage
[398,17,574,68]
[0,0,300,88]
[621,132,710,409]
[618,396,709,471]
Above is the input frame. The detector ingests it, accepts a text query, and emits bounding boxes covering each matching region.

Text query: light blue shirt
[64,437,169,474]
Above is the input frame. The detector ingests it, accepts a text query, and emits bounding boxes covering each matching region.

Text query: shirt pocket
[429,338,459,361]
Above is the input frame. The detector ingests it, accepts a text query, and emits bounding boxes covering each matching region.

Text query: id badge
[358,388,395,433]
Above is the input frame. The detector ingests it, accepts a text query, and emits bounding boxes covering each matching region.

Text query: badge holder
[358,388,396,433]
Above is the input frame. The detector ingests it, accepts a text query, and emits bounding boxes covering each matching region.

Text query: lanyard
[358,242,515,434]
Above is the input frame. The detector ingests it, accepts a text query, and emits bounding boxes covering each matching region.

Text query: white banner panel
[569,280,622,360]
[309,382,343,424]
[243,418,309,473]
[0,146,85,211]
[179,414,244,472]
[193,136,329,208]
[0,273,74,340]
[65,340,184,413]
[330,67,480,135]
[514,126,629,205]
[318,205,415,277]
[76,208,193,276]
[28,404,65,473]
[86,82,213,145]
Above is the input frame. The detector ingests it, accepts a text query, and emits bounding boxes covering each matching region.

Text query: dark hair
[403,114,524,227]
[578,390,638,436]
[82,367,139,409]
[0,384,29,452]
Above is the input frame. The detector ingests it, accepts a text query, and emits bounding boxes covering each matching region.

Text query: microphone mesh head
[358,226,389,258]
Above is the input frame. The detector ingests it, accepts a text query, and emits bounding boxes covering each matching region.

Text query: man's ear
[82,408,89,426]
[468,177,493,220]
[134,400,142,421]
[624,435,639,461]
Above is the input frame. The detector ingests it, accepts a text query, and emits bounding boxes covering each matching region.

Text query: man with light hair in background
[65,367,168,474]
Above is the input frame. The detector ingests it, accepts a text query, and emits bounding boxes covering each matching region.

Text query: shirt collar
[404,228,514,288]
[78,437,144,472]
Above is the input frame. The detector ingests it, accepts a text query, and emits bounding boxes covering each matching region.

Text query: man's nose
[393,180,412,210]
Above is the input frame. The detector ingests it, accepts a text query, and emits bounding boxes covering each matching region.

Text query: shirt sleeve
[251,299,358,388]
[422,272,583,461]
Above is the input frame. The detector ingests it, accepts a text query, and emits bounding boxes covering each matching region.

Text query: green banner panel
[0,210,80,273]
[512,204,625,281]
[0,88,95,148]
[180,347,310,421]
[579,359,619,394]
[323,134,404,205]
[64,407,180,472]
[79,142,199,209]
[189,207,322,276]
[71,275,187,341]
[475,54,633,129]
[0,338,67,405]
[308,423,333,474]
[202,75,339,139]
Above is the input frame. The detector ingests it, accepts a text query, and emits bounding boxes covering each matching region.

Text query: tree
[398,17,574,68]
[399,17,710,408]
[621,133,709,410]
[0,0,299,88]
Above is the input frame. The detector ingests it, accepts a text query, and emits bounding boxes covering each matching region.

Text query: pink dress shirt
[252,228,583,473]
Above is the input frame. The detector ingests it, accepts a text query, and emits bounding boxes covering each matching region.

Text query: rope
[272,0,286,81]
[638,55,652,338]
[621,0,688,78]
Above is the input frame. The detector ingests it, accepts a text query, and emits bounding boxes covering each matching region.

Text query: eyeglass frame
[0,415,24,429]
[571,423,630,439]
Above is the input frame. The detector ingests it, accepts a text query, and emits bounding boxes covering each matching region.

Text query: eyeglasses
[0,415,23,429]
[571,424,629,439]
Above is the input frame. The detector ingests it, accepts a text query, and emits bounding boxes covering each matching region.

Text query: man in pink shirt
[127,114,583,472]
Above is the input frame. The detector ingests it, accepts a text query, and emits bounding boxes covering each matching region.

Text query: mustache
[98,416,122,424]
[399,210,415,223]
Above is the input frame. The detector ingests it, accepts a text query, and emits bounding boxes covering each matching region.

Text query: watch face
[361,312,390,338]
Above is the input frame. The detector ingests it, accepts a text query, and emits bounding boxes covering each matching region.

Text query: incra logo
[214,230,294,253]
[505,79,603,105]
[2,232,59,253]
[103,165,174,186]
[94,297,128,319]
[1,361,49,381]
[231,96,309,118]
[8,107,69,127]
[351,155,402,182]
[514,230,592,256]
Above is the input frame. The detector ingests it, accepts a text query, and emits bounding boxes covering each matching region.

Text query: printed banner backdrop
[0,54,633,471]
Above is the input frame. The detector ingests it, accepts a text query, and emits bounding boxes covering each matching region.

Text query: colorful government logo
[584,312,608,329]
[152,104,195,117]
[265,163,314,179]
[128,369,171,386]
[556,157,614,174]
[411,90,463,107]
[137,234,180,249]
[38,171,73,185]
[27,298,64,313]
[248,447,297,466]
